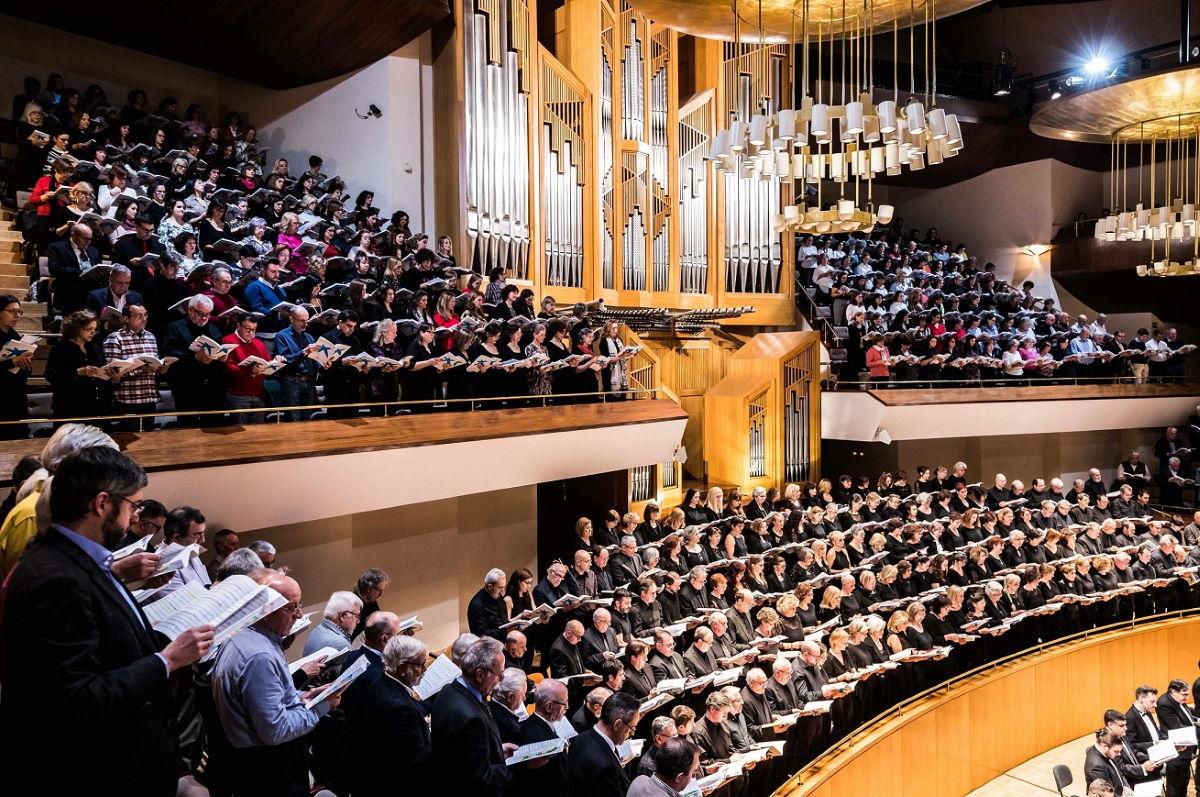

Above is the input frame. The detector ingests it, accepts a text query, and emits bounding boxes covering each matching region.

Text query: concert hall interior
[3,1,1200,796]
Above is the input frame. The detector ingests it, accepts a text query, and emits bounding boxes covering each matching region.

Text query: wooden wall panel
[775,615,1200,797]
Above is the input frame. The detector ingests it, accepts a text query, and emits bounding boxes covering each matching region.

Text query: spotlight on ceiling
[1048,79,1062,100]
[992,50,1015,97]
[1083,56,1111,77]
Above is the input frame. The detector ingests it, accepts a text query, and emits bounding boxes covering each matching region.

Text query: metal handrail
[775,606,1200,796]
[0,386,667,430]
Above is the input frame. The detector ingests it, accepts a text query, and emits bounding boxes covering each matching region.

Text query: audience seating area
[794,232,1193,387]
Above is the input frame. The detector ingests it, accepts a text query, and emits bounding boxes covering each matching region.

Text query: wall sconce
[355,104,383,120]
[1019,243,1052,257]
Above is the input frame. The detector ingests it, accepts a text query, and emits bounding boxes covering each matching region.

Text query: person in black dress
[442,329,475,409]
[365,318,408,407]
[468,321,506,402]
[45,310,110,422]
[544,318,573,398]
[498,319,529,404]
[404,323,442,410]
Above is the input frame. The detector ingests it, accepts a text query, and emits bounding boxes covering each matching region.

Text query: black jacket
[566,726,630,797]
[515,713,569,794]
[0,527,178,797]
[467,588,508,641]
[346,670,431,796]
[430,679,512,796]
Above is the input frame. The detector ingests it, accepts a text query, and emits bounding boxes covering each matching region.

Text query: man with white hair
[489,667,530,743]
[303,590,363,655]
[516,679,571,792]
[1084,468,1109,501]
[248,539,276,568]
[721,685,755,753]
[346,634,431,796]
[746,485,770,520]
[740,667,775,740]
[582,608,620,668]
[162,292,225,424]
[609,534,645,585]
[682,626,718,677]
[468,567,509,641]
[431,637,516,794]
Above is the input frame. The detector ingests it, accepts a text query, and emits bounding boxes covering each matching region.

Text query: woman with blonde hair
[775,592,805,645]
[824,530,851,570]
[904,601,933,650]
[884,610,910,654]
[754,606,780,639]
[817,585,843,623]
[780,483,802,512]
[702,486,724,522]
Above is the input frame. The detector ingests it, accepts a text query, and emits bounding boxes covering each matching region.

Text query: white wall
[0,14,434,230]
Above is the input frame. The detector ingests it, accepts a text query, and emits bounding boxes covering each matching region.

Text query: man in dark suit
[48,222,101,314]
[648,629,689,682]
[692,692,734,764]
[430,636,515,796]
[741,668,778,741]
[582,608,621,669]
[160,294,225,425]
[566,692,641,797]
[1084,730,1136,793]
[682,627,720,677]
[549,620,586,679]
[346,635,432,796]
[632,578,663,635]
[338,611,401,716]
[0,446,214,797]
[112,214,166,284]
[489,667,530,744]
[1101,708,1160,785]
[85,265,144,330]
[1156,680,1197,797]
[467,568,509,641]
[679,566,711,615]
[515,680,571,794]
[608,536,644,586]
[571,687,611,732]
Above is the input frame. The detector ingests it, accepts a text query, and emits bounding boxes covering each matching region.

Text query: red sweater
[221,332,269,397]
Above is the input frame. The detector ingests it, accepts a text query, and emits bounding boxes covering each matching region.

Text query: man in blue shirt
[242,258,290,337]
[273,306,319,420]
[1070,326,1100,376]
[0,445,215,797]
[212,570,343,796]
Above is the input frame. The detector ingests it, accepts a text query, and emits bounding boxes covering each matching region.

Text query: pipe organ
[437,0,795,322]
[540,56,588,289]
[678,95,712,294]
[462,0,532,280]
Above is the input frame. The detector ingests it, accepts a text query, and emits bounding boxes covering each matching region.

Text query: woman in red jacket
[865,334,891,384]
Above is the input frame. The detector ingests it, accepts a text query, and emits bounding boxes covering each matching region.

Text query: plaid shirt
[103,328,161,405]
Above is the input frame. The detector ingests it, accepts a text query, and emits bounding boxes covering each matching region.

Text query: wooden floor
[867,382,1200,406]
[0,399,688,483]
[964,734,1190,797]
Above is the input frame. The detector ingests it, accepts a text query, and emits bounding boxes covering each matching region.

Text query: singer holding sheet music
[0,447,215,797]
[0,295,32,438]
[45,309,111,421]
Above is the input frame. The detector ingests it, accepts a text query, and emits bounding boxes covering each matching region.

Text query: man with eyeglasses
[162,294,224,426]
[566,691,642,797]
[113,214,165,285]
[431,636,517,796]
[0,294,32,438]
[1,446,215,796]
[87,265,143,332]
[1156,680,1198,797]
[273,306,320,421]
[200,266,240,320]
[212,570,344,795]
[103,304,163,422]
[514,679,570,793]
[156,506,210,598]
[303,591,363,656]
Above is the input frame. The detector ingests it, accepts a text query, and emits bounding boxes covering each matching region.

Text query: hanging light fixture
[1094,113,1200,278]
[707,0,961,235]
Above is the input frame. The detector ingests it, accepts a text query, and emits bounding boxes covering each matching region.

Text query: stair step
[0,230,21,242]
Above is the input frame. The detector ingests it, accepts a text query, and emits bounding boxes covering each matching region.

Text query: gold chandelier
[1094,115,1200,277]
[704,0,967,234]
